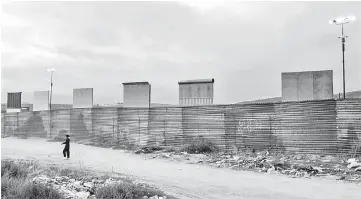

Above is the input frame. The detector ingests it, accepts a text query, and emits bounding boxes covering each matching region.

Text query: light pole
[329,16,356,99]
[47,68,55,138]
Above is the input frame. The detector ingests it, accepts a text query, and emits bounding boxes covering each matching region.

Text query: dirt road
[2,138,360,199]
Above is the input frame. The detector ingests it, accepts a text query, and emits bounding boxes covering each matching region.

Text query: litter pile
[32,175,168,199]
[141,150,361,182]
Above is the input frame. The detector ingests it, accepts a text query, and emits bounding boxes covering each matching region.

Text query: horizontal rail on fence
[1,98,360,155]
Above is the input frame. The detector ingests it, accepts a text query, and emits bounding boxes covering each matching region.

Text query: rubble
[32,174,169,199]
[347,158,361,169]
[135,146,164,154]
[138,149,361,182]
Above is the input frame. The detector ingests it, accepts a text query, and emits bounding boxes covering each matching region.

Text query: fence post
[49,110,51,139]
[164,108,168,146]
[3,113,6,137]
[16,112,19,137]
[112,112,115,143]
[138,108,141,146]
[269,116,272,149]
[234,115,237,150]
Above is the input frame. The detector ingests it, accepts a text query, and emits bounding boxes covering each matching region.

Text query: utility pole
[341,23,346,99]
[329,16,356,99]
[47,68,55,138]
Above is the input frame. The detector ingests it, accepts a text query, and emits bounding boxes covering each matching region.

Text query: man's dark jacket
[62,138,70,149]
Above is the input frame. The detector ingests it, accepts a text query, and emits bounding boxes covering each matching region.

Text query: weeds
[96,182,164,199]
[1,160,29,179]
[16,182,64,199]
[182,137,219,154]
[1,160,63,199]
[1,177,25,198]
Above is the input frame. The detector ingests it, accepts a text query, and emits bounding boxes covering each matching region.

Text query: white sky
[1,1,361,104]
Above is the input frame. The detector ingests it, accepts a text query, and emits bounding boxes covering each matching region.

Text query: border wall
[1,99,360,155]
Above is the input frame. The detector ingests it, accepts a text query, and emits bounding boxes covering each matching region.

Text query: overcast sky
[1,1,361,105]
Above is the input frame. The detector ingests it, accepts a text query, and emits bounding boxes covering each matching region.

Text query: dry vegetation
[1,159,174,199]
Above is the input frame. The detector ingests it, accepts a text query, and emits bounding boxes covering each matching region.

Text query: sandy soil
[2,137,360,199]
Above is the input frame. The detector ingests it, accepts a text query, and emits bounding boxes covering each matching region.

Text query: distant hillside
[237,90,361,104]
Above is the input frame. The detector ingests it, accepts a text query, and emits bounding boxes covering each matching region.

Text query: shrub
[1,160,63,199]
[16,182,64,199]
[182,137,219,154]
[96,182,164,199]
[1,160,29,179]
[1,177,25,198]
[58,167,90,179]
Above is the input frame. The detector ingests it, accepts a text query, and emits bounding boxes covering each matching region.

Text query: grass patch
[182,137,219,154]
[96,182,165,199]
[16,182,64,199]
[1,177,25,198]
[1,160,63,199]
[1,160,30,179]
[2,159,176,199]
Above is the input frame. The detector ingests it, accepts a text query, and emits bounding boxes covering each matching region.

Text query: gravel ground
[2,137,361,199]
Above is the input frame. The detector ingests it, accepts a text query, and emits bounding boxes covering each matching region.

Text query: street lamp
[329,16,356,99]
[47,68,55,138]
[46,68,55,110]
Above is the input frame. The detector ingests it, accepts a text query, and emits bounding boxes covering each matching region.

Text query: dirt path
[2,138,360,199]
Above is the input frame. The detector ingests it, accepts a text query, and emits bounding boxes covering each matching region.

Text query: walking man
[61,134,70,159]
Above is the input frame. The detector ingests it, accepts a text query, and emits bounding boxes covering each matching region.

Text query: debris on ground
[135,146,164,154]
[3,159,172,199]
[138,149,361,183]
[32,174,169,199]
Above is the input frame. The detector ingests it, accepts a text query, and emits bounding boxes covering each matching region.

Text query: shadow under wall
[70,111,89,140]
[338,126,360,154]
[16,113,46,138]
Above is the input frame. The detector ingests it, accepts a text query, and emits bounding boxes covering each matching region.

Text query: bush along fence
[1,98,361,155]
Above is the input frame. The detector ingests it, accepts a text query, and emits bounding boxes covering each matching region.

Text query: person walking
[61,134,70,159]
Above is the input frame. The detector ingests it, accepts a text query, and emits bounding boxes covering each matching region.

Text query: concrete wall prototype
[179,79,214,105]
[122,82,151,108]
[33,91,49,111]
[282,70,333,101]
[73,88,93,108]
[7,92,22,113]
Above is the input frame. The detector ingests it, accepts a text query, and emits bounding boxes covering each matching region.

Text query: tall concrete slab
[282,70,333,101]
[73,88,93,108]
[6,92,22,113]
[122,82,151,108]
[282,73,298,101]
[33,91,49,111]
[314,70,333,100]
[178,79,214,106]
[298,72,314,101]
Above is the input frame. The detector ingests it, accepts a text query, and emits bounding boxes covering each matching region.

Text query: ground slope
[2,138,360,199]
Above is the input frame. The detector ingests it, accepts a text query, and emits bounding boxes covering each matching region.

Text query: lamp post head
[329,19,336,24]
[46,68,55,72]
[347,16,356,21]
[329,16,356,25]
